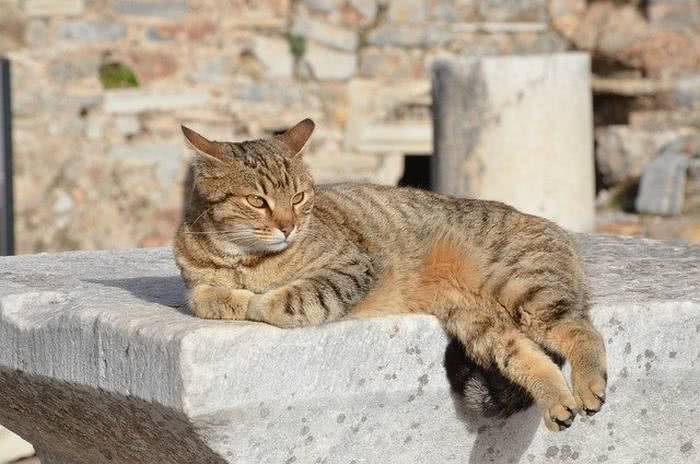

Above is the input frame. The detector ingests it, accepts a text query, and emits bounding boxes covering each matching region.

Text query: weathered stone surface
[0,426,34,463]
[349,0,378,22]
[647,0,700,29]
[252,36,294,79]
[59,21,127,41]
[291,15,358,51]
[432,53,595,232]
[146,19,217,42]
[112,0,188,17]
[220,0,290,29]
[367,25,450,48]
[635,151,688,215]
[104,90,210,114]
[479,0,547,21]
[595,125,696,185]
[630,109,700,130]
[109,143,183,185]
[359,47,423,78]
[0,235,699,463]
[304,44,357,80]
[114,115,141,136]
[675,74,700,108]
[387,0,428,23]
[346,79,432,153]
[303,0,341,13]
[23,0,84,16]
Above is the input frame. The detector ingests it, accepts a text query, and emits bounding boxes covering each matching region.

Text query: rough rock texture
[0,426,33,464]
[636,151,688,215]
[0,235,698,463]
[432,54,595,232]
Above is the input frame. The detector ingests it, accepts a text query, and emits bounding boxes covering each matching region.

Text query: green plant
[98,62,139,89]
[288,33,307,60]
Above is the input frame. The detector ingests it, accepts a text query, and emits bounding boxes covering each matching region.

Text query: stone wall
[1,0,700,252]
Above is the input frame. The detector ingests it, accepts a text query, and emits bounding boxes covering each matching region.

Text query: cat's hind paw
[543,397,577,432]
[573,372,607,416]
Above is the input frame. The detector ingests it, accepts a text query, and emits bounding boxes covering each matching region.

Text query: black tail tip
[443,337,564,418]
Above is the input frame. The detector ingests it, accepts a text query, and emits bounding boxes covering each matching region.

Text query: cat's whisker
[187,205,215,228]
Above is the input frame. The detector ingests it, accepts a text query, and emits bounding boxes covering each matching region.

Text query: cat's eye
[247,195,266,208]
[292,192,305,205]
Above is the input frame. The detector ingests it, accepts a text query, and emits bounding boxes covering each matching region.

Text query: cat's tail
[443,337,565,417]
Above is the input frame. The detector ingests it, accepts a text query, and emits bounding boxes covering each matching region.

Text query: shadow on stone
[0,369,227,464]
[85,276,189,314]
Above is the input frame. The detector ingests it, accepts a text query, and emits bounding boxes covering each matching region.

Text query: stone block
[220,0,290,29]
[675,74,700,108]
[109,143,184,186]
[304,44,357,80]
[595,125,696,185]
[635,151,688,215]
[479,0,547,21]
[47,55,100,83]
[349,0,378,22]
[387,0,428,23]
[0,425,34,463]
[114,115,141,136]
[291,15,358,51]
[432,53,595,232]
[112,0,188,17]
[252,36,294,79]
[59,21,127,41]
[345,79,432,153]
[104,90,210,114]
[0,235,699,463]
[303,0,342,13]
[23,0,84,16]
[647,0,700,29]
[359,47,424,79]
[367,25,450,48]
[428,0,479,21]
[0,8,26,53]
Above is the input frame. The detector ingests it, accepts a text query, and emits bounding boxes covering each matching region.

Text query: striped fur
[175,120,607,431]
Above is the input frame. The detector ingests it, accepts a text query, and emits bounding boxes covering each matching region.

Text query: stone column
[432,53,595,232]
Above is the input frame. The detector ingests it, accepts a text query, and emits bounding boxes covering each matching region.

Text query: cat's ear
[275,118,315,157]
[181,125,227,162]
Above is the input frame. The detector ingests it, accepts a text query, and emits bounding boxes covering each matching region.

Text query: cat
[174,119,607,431]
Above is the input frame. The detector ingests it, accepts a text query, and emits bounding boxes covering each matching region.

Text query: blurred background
[1,0,700,255]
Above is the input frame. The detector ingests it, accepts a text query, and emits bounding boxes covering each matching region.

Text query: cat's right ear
[181,125,227,162]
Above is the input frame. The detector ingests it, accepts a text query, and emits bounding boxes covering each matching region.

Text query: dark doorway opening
[398,154,431,190]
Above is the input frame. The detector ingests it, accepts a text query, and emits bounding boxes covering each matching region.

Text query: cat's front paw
[189,285,254,320]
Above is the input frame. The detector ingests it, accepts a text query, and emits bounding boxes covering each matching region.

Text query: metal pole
[0,58,15,256]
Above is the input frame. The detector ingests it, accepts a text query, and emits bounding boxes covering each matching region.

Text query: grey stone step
[0,235,698,463]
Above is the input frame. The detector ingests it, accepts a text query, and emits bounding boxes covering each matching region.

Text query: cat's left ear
[275,118,315,158]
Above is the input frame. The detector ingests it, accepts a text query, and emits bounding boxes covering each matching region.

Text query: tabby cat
[174,119,607,431]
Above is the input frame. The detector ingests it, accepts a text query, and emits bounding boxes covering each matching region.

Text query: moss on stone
[288,33,307,60]
[98,62,139,89]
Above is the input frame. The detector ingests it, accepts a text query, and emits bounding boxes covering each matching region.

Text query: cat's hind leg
[442,303,578,431]
[537,317,607,416]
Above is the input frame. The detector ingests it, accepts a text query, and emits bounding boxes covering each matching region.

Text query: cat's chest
[234,259,299,293]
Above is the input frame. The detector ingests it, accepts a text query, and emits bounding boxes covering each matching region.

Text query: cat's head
[181,119,316,254]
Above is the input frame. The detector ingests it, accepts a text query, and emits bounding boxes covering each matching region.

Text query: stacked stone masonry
[2,0,700,252]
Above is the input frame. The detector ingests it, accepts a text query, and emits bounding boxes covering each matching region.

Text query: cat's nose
[279,224,294,238]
